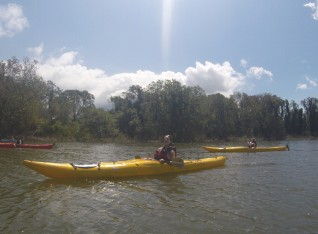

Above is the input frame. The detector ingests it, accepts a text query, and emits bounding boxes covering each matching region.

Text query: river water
[0,140,317,233]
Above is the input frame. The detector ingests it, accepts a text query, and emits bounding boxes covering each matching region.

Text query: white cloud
[29,45,275,108]
[36,51,184,108]
[246,66,273,81]
[0,3,29,38]
[185,61,245,96]
[305,76,317,87]
[296,76,318,91]
[240,59,248,68]
[27,43,44,61]
[45,51,78,66]
[38,61,187,108]
[296,83,307,90]
[304,1,318,20]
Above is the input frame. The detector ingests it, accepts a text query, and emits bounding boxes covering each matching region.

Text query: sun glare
[162,0,174,68]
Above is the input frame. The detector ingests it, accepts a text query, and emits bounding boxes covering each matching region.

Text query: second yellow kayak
[202,145,289,153]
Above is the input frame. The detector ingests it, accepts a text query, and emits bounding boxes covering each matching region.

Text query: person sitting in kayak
[16,137,24,145]
[248,138,257,148]
[154,134,176,163]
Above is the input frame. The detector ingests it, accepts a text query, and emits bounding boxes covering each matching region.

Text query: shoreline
[16,135,318,144]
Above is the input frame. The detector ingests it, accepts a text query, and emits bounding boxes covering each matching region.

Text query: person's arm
[168,149,176,161]
[154,147,162,160]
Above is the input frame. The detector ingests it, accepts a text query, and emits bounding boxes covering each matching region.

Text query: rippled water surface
[0,140,317,233]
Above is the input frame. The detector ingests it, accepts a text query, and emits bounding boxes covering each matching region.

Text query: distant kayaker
[16,137,24,145]
[154,134,176,162]
[248,138,257,148]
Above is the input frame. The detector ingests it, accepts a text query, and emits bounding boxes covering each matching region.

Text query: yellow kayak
[23,156,227,180]
[202,145,289,153]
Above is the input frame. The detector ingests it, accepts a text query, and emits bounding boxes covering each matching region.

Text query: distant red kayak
[15,144,54,149]
[0,143,15,148]
[0,143,54,149]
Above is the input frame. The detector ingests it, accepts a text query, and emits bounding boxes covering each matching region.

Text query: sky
[1,0,318,108]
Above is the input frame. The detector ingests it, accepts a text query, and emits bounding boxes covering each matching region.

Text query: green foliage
[203,93,239,140]
[110,82,306,141]
[301,97,318,136]
[0,57,46,135]
[81,108,119,138]
[1,57,317,142]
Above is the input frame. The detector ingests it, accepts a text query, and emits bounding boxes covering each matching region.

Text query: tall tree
[203,93,239,140]
[256,94,286,140]
[301,97,318,136]
[80,107,118,139]
[43,80,62,121]
[0,57,46,136]
[59,90,95,122]
[231,92,259,137]
[110,85,143,137]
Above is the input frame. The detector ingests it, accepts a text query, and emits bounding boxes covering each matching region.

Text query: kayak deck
[23,156,227,180]
[202,145,289,153]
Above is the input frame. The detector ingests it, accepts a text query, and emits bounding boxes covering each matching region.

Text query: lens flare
[162,0,174,68]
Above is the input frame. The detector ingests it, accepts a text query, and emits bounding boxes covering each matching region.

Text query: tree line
[1,57,317,142]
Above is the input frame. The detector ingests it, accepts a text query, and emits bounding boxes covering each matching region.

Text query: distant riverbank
[15,134,316,145]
